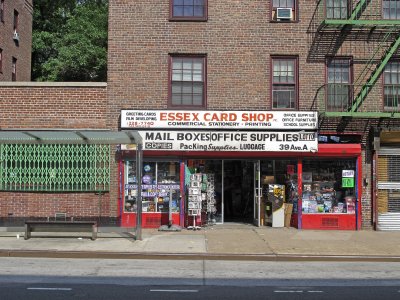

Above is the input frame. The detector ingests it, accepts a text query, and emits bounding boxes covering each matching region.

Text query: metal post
[135,143,143,240]
[169,189,173,227]
[297,158,303,230]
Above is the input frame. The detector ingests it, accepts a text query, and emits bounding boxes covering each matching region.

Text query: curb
[1,250,400,262]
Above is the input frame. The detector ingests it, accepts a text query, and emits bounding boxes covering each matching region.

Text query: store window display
[302,159,356,214]
[124,161,181,213]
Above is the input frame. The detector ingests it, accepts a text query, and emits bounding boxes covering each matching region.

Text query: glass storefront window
[302,159,356,214]
[124,161,181,213]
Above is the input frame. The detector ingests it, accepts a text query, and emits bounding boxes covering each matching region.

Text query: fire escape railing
[311,0,400,117]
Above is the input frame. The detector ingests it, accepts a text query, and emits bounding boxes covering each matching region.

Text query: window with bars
[326,0,349,20]
[170,0,207,21]
[169,55,206,108]
[326,58,352,111]
[384,61,400,110]
[0,144,111,192]
[383,0,400,19]
[272,57,297,109]
[271,0,296,21]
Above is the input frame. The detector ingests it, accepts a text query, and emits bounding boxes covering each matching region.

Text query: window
[271,57,298,109]
[0,144,111,192]
[170,0,207,21]
[0,0,4,23]
[169,55,206,108]
[326,0,349,19]
[271,0,296,21]
[326,58,352,111]
[14,10,18,31]
[124,161,181,213]
[12,57,16,81]
[302,159,356,215]
[383,61,400,110]
[0,49,2,73]
[383,0,400,19]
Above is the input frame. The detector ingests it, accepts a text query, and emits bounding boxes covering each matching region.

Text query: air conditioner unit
[276,7,292,20]
[13,31,19,41]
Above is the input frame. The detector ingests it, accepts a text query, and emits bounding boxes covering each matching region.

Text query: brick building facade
[0,82,111,225]
[0,0,32,81]
[1,0,400,230]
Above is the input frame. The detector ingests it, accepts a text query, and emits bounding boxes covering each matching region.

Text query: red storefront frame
[119,159,183,228]
[299,144,362,230]
[119,143,362,230]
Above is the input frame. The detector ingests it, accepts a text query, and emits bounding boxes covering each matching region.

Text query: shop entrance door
[253,160,262,227]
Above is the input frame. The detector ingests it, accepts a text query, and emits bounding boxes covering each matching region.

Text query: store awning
[0,129,142,144]
[0,128,145,239]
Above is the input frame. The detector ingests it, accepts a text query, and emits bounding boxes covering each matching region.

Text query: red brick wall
[107,1,326,127]
[0,0,33,81]
[107,0,399,229]
[0,192,110,221]
[107,1,394,126]
[0,83,118,225]
[0,83,108,129]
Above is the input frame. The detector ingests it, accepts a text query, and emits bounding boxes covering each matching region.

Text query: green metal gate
[0,144,111,192]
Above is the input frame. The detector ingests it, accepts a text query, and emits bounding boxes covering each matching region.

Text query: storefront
[119,110,361,230]
[300,154,361,230]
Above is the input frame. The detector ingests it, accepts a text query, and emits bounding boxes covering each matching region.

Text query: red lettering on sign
[160,112,167,121]
[241,113,274,122]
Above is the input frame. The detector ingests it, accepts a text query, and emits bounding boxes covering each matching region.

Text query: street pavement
[0,223,400,260]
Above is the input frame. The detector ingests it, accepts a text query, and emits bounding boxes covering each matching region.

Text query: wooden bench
[24,221,98,240]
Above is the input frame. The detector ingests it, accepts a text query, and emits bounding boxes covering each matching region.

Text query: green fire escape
[311,0,400,118]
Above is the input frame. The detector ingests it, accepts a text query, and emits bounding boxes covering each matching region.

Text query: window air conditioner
[276,7,292,20]
[13,31,19,41]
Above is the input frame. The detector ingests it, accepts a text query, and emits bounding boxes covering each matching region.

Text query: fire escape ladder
[350,34,400,113]
[353,30,394,88]
[349,0,368,21]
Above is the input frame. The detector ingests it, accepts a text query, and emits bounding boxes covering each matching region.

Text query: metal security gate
[377,148,400,230]
[0,144,111,192]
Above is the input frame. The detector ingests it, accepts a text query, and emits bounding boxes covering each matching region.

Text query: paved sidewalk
[0,223,400,260]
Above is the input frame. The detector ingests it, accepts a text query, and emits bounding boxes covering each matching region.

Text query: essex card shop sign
[139,131,318,152]
[121,110,318,130]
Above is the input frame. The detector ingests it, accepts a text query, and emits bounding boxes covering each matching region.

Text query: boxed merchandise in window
[188,209,201,216]
[189,187,200,195]
[190,174,202,182]
[188,202,202,209]
[188,195,202,202]
[190,181,200,188]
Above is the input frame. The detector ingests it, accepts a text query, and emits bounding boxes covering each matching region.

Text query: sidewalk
[1,223,400,261]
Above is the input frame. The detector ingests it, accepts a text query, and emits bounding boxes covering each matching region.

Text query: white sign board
[342,170,355,178]
[121,110,318,130]
[138,131,318,152]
